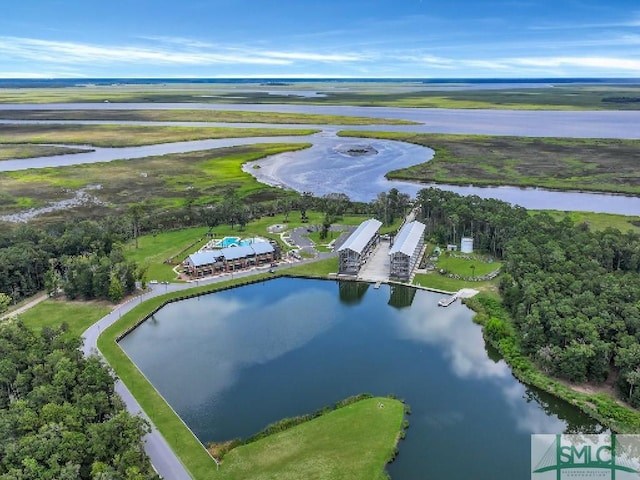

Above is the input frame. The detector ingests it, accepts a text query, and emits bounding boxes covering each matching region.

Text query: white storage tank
[461,237,474,253]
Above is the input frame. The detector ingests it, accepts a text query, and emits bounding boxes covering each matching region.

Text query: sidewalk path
[1,293,48,320]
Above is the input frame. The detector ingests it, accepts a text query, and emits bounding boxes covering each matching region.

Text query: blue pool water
[217,236,241,248]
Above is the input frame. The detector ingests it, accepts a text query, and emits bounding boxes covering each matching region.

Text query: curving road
[81,254,334,479]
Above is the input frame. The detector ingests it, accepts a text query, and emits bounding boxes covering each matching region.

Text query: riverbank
[339,131,640,197]
[466,295,640,433]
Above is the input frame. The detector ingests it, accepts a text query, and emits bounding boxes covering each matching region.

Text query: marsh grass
[0,124,316,148]
[2,84,640,110]
[0,144,90,160]
[0,143,309,216]
[0,109,417,125]
[340,131,640,195]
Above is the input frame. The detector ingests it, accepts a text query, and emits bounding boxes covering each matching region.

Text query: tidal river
[1,104,640,213]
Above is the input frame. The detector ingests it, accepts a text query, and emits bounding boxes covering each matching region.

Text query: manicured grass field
[123,213,358,282]
[0,109,416,125]
[539,210,640,233]
[0,143,308,218]
[219,397,404,480]
[436,254,502,277]
[19,299,111,338]
[285,257,339,277]
[0,124,316,148]
[0,144,90,160]
[413,273,498,294]
[340,131,640,196]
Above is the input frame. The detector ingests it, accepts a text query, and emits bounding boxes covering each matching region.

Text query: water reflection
[394,296,511,380]
[388,284,417,309]
[119,278,602,478]
[338,281,370,305]
[120,287,338,409]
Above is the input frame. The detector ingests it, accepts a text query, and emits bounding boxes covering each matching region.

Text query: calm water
[119,278,602,479]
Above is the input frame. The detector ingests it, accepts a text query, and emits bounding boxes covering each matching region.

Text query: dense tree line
[0,218,139,305]
[0,320,158,479]
[0,189,371,305]
[415,187,640,405]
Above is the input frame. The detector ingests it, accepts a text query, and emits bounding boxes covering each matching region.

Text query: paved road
[81,255,335,479]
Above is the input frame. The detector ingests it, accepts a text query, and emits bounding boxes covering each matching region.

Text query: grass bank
[467,295,640,433]
[339,131,640,196]
[0,109,416,125]
[218,396,404,480]
[0,124,316,148]
[0,144,90,160]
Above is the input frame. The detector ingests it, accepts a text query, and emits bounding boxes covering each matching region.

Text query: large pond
[119,278,602,479]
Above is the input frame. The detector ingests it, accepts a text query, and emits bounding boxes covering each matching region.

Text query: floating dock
[437,288,480,307]
[438,294,458,307]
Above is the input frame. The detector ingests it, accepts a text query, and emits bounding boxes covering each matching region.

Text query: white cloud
[511,56,640,72]
[259,51,369,63]
[0,36,372,70]
[0,36,291,66]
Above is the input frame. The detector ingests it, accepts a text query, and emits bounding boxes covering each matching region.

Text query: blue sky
[1,0,639,78]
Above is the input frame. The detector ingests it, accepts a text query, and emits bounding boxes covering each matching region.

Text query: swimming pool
[214,236,266,248]
[216,236,241,248]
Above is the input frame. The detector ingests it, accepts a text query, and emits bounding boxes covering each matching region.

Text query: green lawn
[436,254,502,277]
[413,273,498,293]
[123,213,370,282]
[538,210,640,233]
[286,257,339,277]
[125,226,210,282]
[19,299,111,338]
[219,397,404,480]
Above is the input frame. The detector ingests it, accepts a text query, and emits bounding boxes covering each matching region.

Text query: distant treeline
[602,97,640,103]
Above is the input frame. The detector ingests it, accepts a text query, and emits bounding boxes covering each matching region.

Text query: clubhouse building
[183,240,278,277]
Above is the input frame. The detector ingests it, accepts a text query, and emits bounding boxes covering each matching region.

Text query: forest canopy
[0,320,158,480]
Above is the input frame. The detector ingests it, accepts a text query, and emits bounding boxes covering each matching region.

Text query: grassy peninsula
[0,124,316,148]
[0,108,416,125]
